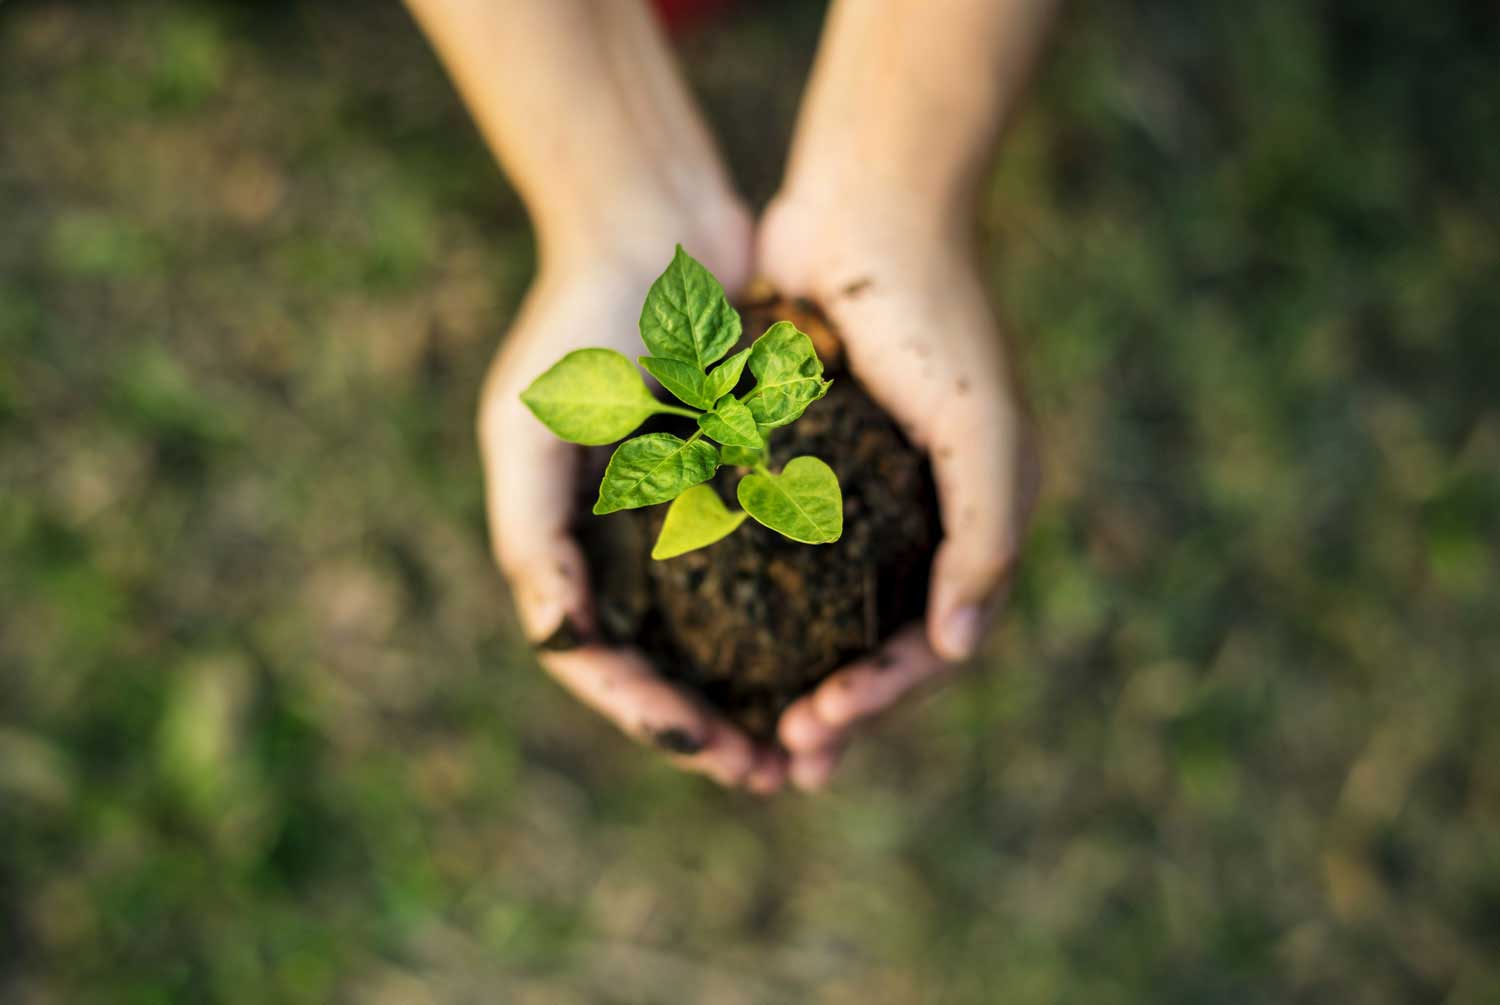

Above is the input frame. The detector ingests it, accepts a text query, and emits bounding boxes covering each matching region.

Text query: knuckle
[715,756,754,787]
[474,403,501,451]
[813,688,857,727]
[494,543,537,584]
[475,389,516,448]
[970,546,1020,589]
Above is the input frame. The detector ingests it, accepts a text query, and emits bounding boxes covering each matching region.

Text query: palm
[478,255,780,792]
[755,200,1039,788]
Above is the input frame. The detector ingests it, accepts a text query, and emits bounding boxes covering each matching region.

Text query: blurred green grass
[2,1,1498,1002]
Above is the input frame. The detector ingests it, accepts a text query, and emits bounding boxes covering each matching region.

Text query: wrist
[776,159,981,249]
[757,180,988,312]
[535,181,754,295]
[764,176,979,272]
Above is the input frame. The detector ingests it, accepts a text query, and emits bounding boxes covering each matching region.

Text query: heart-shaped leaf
[702,347,751,404]
[638,355,712,409]
[651,484,748,559]
[745,321,831,428]
[736,455,843,544]
[696,396,763,449]
[638,245,741,370]
[520,348,663,445]
[594,433,720,514]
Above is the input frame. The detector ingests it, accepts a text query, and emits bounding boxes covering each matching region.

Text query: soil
[572,294,940,741]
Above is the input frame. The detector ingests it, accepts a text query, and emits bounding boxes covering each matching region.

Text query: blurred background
[2,1,1498,1002]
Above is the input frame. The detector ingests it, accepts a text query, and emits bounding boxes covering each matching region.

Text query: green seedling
[521,245,842,559]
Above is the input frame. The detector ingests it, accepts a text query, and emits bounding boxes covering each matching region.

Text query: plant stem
[753,460,770,475]
[655,404,702,419]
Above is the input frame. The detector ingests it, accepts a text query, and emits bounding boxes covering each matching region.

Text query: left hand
[478,208,790,793]
[755,189,1042,790]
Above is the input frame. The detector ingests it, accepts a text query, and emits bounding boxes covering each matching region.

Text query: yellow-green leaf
[651,485,748,559]
[638,355,712,409]
[745,321,831,428]
[594,433,720,514]
[736,455,843,544]
[720,444,764,467]
[520,348,662,445]
[696,395,763,448]
[702,347,751,404]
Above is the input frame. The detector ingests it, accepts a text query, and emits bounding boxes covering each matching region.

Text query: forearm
[783,0,1059,230]
[405,0,744,270]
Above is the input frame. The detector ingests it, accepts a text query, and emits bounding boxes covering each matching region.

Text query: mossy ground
[2,2,1498,1002]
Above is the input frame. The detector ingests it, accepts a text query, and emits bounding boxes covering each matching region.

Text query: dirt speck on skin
[647,727,704,755]
[841,277,874,298]
[577,296,939,739]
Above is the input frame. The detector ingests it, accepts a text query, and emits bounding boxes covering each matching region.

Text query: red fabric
[652,0,734,32]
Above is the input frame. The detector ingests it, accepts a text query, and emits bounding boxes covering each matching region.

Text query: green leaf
[720,444,764,467]
[638,356,712,409]
[736,455,843,544]
[594,433,720,514]
[520,348,665,445]
[651,485,748,559]
[638,245,741,369]
[696,396,763,448]
[745,321,831,428]
[702,347,751,404]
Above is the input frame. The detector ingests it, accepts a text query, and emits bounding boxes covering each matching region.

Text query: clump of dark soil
[576,295,939,740]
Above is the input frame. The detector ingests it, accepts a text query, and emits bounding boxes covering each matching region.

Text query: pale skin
[406,0,1054,793]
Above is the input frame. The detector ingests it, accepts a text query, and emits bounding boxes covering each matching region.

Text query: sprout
[521,246,842,558]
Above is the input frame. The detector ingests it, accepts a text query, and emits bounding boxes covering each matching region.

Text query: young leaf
[638,245,741,369]
[696,396,763,449]
[745,321,832,428]
[702,347,751,404]
[736,455,843,544]
[719,444,764,467]
[594,433,720,514]
[520,348,666,445]
[651,485,748,559]
[638,356,712,410]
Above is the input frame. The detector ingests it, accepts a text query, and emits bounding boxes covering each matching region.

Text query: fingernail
[941,605,984,660]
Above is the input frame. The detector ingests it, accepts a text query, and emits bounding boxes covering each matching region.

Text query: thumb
[479,389,593,643]
[504,534,594,644]
[925,406,1040,661]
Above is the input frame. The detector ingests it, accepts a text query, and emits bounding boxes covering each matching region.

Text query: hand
[477,210,790,792]
[755,190,1042,790]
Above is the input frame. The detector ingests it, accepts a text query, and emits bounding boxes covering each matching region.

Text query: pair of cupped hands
[478,186,1039,794]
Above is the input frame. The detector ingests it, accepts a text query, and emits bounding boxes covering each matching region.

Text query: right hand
[754,186,1041,790]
